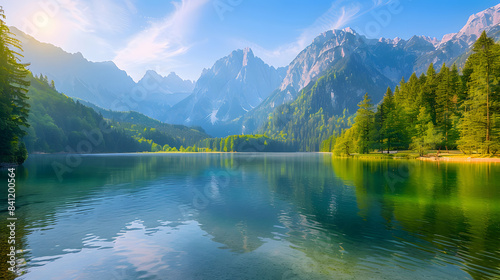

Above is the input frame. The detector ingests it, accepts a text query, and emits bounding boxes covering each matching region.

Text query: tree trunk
[486,50,490,154]
[486,70,490,154]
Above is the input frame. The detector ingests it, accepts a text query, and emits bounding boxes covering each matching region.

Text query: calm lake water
[1,153,499,279]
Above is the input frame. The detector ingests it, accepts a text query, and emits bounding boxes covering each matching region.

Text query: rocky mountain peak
[242,47,254,67]
[441,3,500,46]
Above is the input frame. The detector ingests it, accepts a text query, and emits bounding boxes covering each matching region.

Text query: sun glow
[15,2,71,47]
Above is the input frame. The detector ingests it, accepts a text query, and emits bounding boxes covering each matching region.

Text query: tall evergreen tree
[373,102,385,151]
[353,93,374,154]
[436,64,456,150]
[458,31,500,154]
[422,63,438,124]
[0,7,30,164]
[451,64,466,113]
[380,87,402,152]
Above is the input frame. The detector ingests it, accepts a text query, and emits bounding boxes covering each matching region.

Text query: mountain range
[242,4,500,134]
[12,3,500,138]
[165,48,286,135]
[12,27,195,119]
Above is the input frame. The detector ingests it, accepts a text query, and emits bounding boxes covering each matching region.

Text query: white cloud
[113,0,210,82]
[3,0,136,62]
[49,0,134,34]
[3,0,402,82]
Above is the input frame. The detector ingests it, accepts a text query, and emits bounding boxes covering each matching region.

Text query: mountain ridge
[11,3,500,138]
[165,47,285,136]
[11,26,194,117]
[241,4,500,134]
[137,70,195,94]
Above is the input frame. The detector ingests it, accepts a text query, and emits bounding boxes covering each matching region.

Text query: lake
[1,153,499,279]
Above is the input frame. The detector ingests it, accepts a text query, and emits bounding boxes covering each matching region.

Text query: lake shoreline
[419,156,500,163]
[319,152,500,163]
[22,152,500,163]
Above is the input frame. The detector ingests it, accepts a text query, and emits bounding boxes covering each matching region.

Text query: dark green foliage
[458,31,500,154]
[261,67,371,151]
[0,9,30,164]
[25,75,139,153]
[321,33,500,156]
[422,63,438,124]
[410,107,443,156]
[435,63,461,149]
[196,135,293,152]
[354,93,374,154]
[24,74,210,154]
[81,100,209,147]
[320,93,376,155]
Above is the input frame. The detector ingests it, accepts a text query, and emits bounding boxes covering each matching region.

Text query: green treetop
[353,93,374,154]
[0,7,30,164]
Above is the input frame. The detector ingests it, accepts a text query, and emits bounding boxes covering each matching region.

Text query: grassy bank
[326,151,500,162]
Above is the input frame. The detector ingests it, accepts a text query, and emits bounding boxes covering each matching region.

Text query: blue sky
[3,0,499,81]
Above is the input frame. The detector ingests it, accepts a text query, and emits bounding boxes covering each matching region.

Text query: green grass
[349,152,420,160]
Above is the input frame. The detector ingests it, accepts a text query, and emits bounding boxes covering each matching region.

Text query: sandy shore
[419,156,500,163]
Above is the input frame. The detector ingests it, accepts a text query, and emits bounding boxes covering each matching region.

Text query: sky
[3,0,499,81]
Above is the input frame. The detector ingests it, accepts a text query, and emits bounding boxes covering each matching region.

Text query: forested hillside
[24,74,210,153]
[80,101,209,147]
[22,32,500,156]
[322,32,500,156]
[260,55,390,151]
[196,135,293,152]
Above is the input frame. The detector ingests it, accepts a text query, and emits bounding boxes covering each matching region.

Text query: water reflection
[1,154,498,279]
[328,158,500,279]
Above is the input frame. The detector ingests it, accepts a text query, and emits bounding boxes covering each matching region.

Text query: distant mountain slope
[414,3,500,74]
[137,70,195,94]
[242,28,408,132]
[12,27,135,109]
[11,27,193,119]
[242,4,500,134]
[260,54,391,151]
[13,3,500,139]
[81,100,210,144]
[25,74,140,153]
[165,48,285,136]
[135,70,193,115]
[24,75,210,153]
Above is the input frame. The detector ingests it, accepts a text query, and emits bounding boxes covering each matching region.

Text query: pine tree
[0,8,31,164]
[422,63,438,124]
[381,88,396,152]
[373,102,386,151]
[436,64,453,150]
[458,32,500,154]
[394,73,421,139]
[410,107,443,156]
[411,107,431,156]
[424,122,443,153]
[353,93,374,154]
[451,64,466,114]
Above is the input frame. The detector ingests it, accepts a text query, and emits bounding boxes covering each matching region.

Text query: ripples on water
[0,153,499,279]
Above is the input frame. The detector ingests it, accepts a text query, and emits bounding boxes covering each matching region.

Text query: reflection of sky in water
[7,154,500,279]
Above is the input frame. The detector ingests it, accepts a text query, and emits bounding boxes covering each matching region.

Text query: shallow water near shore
[1,153,499,279]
